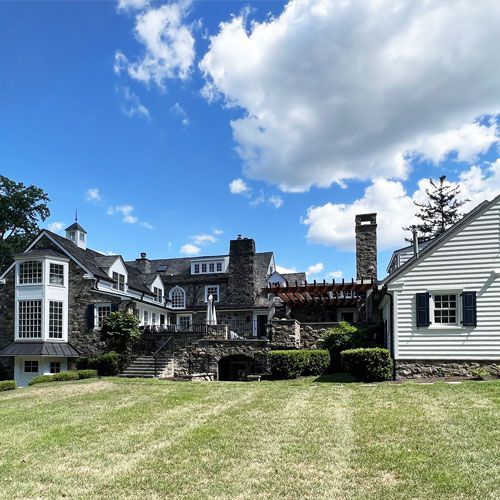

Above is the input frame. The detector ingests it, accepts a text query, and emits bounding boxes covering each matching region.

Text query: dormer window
[191,259,227,275]
[19,261,43,285]
[154,286,163,303]
[216,262,222,272]
[112,272,125,292]
[202,263,207,273]
[194,264,200,273]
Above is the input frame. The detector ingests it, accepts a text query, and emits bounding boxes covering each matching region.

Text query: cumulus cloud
[180,243,201,255]
[48,221,65,234]
[306,262,324,277]
[107,204,152,229]
[117,86,150,119]
[268,195,283,209]
[276,265,297,274]
[303,162,500,251]
[327,270,343,280]
[191,233,217,245]
[117,0,149,12]
[213,228,223,235]
[171,102,189,126]
[115,1,195,89]
[200,1,500,191]
[229,178,250,195]
[85,188,102,202]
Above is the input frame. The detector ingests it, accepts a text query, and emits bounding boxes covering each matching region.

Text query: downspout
[381,286,396,381]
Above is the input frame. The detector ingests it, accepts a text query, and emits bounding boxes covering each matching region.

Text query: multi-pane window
[434,294,457,324]
[152,312,156,324]
[50,362,61,374]
[49,301,63,339]
[194,264,200,274]
[154,287,163,303]
[112,272,125,292]
[49,263,64,285]
[209,263,215,273]
[178,315,191,330]
[79,233,85,242]
[216,262,222,272]
[143,310,149,325]
[24,360,38,373]
[19,261,43,284]
[18,300,42,338]
[191,261,225,275]
[205,285,219,302]
[170,287,186,309]
[96,304,111,327]
[201,263,207,273]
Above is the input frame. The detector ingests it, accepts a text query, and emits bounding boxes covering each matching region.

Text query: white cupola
[65,221,87,249]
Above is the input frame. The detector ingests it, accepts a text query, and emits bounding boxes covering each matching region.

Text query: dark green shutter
[416,293,430,327]
[111,303,119,312]
[462,291,477,327]
[86,304,95,330]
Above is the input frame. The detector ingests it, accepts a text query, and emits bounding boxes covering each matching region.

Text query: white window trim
[205,285,220,302]
[428,289,464,330]
[176,314,192,330]
[95,303,112,329]
[17,260,44,286]
[169,286,186,310]
[190,258,228,275]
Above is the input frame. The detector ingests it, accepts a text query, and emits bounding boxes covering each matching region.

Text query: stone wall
[0,267,15,377]
[269,319,300,349]
[355,213,377,282]
[173,339,269,378]
[227,237,256,308]
[396,360,500,379]
[299,322,339,349]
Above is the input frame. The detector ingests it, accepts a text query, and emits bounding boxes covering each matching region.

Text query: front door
[256,315,267,337]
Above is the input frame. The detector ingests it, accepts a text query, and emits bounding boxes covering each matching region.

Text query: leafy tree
[100,311,141,362]
[0,176,50,272]
[403,175,468,241]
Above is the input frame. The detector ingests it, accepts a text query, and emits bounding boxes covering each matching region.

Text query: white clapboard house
[380,194,500,378]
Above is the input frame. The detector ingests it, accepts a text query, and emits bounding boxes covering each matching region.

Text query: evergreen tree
[404,175,468,241]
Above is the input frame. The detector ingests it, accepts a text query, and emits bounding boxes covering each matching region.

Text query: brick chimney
[228,236,256,306]
[355,213,377,282]
[135,252,151,274]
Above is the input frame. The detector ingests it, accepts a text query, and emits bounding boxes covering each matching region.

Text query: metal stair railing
[152,336,173,378]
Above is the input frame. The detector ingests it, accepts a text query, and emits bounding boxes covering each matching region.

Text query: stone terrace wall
[270,319,300,349]
[300,322,339,349]
[396,360,500,379]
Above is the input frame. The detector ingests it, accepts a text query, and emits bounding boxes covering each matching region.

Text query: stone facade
[395,360,500,379]
[227,237,256,308]
[269,319,300,349]
[173,339,269,378]
[355,213,377,282]
[299,322,338,349]
[0,267,15,376]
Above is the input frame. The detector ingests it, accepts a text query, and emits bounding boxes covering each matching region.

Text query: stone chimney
[355,213,377,282]
[228,236,256,306]
[135,252,151,274]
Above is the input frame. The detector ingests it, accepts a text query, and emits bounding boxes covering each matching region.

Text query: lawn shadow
[314,372,356,383]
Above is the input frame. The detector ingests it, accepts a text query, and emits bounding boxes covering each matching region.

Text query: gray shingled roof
[65,222,87,234]
[15,249,67,260]
[282,272,307,286]
[94,255,119,270]
[0,342,80,357]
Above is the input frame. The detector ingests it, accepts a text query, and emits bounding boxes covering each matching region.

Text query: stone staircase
[120,355,173,379]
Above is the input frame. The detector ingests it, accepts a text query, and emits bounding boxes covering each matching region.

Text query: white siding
[388,200,500,360]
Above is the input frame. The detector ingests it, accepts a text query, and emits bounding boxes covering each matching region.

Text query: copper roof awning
[0,342,80,357]
[264,278,376,306]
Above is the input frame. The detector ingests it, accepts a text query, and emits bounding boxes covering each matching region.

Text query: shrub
[29,371,80,386]
[77,369,98,379]
[269,350,330,379]
[0,380,16,391]
[76,352,120,376]
[320,322,358,371]
[341,348,393,382]
[101,312,140,360]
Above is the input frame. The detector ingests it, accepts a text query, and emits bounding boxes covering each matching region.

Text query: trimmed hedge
[28,370,98,386]
[269,350,330,379]
[341,348,393,382]
[320,322,357,371]
[76,352,120,376]
[0,380,16,391]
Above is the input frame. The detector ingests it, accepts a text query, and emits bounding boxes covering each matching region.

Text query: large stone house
[380,194,500,378]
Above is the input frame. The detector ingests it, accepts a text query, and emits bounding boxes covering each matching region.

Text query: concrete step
[120,355,173,378]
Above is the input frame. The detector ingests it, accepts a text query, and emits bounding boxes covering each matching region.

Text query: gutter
[381,286,396,381]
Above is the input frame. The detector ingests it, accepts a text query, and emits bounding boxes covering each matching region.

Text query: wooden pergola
[265,278,376,307]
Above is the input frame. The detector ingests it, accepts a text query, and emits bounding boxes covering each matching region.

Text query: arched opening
[218,355,255,381]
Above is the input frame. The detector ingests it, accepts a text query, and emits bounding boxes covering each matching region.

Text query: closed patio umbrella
[206,294,217,326]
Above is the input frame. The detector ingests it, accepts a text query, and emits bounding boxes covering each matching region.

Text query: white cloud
[117,0,149,12]
[123,214,139,224]
[117,86,150,119]
[140,221,154,230]
[213,228,223,235]
[200,1,500,191]
[306,262,324,277]
[116,1,195,89]
[48,221,65,233]
[85,188,102,202]
[229,178,250,195]
[191,233,217,245]
[107,204,152,229]
[276,265,297,274]
[171,102,190,126]
[180,243,201,255]
[97,250,118,256]
[108,204,135,216]
[303,163,500,252]
[327,270,343,280]
[268,194,283,209]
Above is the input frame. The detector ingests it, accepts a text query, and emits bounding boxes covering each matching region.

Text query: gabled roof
[282,272,307,286]
[382,195,500,285]
[386,239,433,274]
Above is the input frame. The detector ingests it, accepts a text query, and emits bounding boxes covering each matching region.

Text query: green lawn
[0,377,499,499]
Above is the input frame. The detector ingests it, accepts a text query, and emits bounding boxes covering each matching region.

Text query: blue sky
[1,0,499,280]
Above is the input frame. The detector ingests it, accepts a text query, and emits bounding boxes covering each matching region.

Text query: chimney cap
[237,234,242,240]
[140,252,147,259]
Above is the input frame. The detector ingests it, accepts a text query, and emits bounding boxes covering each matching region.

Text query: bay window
[19,261,42,284]
[49,263,64,285]
[49,301,63,339]
[18,300,42,338]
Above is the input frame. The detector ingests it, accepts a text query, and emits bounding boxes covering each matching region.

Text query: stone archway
[218,354,256,381]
